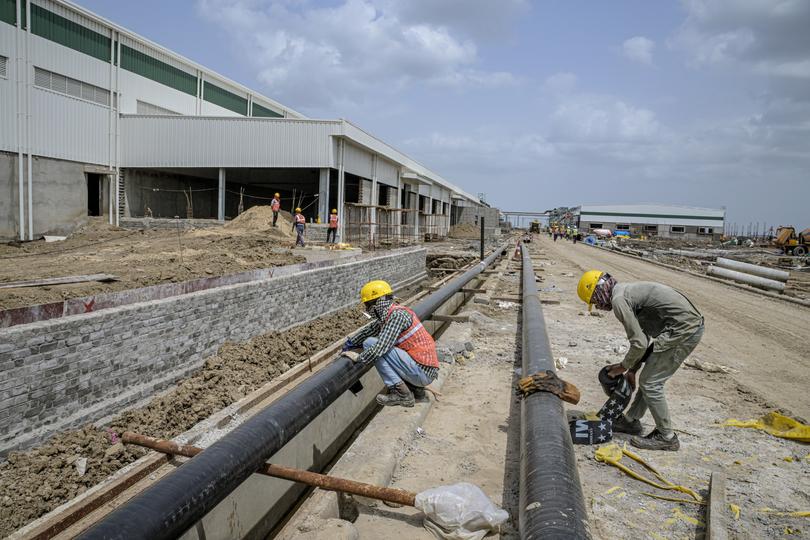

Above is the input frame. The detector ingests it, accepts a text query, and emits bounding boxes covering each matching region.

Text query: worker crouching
[343,280,439,407]
[578,271,704,451]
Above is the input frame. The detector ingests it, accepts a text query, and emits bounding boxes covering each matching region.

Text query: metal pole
[25,0,32,240]
[80,243,510,540]
[480,216,485,260]
[217,168,225,221]
[519,241,590,539]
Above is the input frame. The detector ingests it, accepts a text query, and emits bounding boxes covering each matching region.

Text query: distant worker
[327,208,339,244]
[341,280,439,407]
[292,207,306,247]
[271,193,281,227]
[577,271,704,451]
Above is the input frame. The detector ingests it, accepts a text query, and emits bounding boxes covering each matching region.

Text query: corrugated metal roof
[580,203,724,218]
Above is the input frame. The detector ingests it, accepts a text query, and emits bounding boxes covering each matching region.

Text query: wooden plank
[492,295,522,303]
[429,314,470,323]
[707,471,728,540]
[0,274,118,289]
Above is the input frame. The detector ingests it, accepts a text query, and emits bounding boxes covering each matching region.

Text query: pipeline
[518,241,590,539]
[80,242,510,540]
[715,257,790,283]
[706,265,786,292]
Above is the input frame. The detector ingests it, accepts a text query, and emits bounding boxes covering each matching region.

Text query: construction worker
[271,193,281,227]
[577,271,704,451]
[292,207,306,247]
[342,280,439,407]
[327,208,338,244]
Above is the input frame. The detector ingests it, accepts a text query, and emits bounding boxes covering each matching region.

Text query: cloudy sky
[82,0,809,229]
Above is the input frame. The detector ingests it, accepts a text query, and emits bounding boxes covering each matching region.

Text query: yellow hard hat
[274,193,280,197]
[577,270,604,305]
[331,208,337,214]
[295,207,302,213]
[360,280,393,304]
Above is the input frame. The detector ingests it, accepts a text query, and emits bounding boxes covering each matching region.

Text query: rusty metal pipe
[121,432,420,509]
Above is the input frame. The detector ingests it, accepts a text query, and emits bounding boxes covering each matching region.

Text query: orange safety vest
[271,199,280,211]
[386,304,439,368]
[328,214,338,228]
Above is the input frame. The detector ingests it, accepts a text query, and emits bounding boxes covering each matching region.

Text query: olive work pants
[625,324,704,436]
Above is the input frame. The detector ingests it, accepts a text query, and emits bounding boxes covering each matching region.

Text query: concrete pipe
[707,265,786,292]
[716,257,790,282]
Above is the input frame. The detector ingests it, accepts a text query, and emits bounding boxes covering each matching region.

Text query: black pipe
[80,242,510,540]
[518,241,590,539]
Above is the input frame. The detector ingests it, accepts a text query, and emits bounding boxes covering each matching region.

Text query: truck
[774,226,810,256]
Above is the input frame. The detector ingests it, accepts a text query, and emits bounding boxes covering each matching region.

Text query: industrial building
[0,0,485,243]
[578,204,725,241]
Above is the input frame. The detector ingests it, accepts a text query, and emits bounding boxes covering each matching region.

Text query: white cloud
[622,36,655,65]
[196,0,518,110]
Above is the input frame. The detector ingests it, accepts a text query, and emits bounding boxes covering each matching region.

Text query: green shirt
[611,282,703,369]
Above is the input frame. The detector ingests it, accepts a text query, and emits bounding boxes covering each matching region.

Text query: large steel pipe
[707,265,786,292]
[80,242,510,540]
[715,257,790,282]
[519,242,590,539]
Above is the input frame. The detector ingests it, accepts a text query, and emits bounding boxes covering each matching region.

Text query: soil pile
[225,205,294,239]
[426,254,478,276]
[0,217,305,310]
[0,306,368,536]
[448,223,480,239]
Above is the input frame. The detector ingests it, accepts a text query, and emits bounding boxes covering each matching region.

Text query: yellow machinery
[530,220,540,233]
[774,226,809,256]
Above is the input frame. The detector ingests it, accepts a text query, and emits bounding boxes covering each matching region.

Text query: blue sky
[79,0,809,229]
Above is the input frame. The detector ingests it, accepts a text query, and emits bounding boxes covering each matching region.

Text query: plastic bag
[721,412,810,443]
[414,483,509,540]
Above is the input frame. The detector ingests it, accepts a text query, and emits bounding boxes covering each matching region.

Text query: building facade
[0,0,484,242]
[578,204,725,241]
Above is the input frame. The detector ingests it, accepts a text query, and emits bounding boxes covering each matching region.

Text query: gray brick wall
[0,248,426,455]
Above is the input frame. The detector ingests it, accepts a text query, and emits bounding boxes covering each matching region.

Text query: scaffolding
[419,213,450,242]
[343,203,417,249]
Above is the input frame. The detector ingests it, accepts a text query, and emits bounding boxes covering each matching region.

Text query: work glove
[342,351,360,362]
[342,339,354,352]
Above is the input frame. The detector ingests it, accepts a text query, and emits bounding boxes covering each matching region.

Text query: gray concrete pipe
[707,265,786,292]
[715,257,790,282]
[78,242,511,540]
[519,242,591,539]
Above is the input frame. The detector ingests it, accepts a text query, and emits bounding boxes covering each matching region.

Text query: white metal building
[0,0,483,242]
[578,204,725,240]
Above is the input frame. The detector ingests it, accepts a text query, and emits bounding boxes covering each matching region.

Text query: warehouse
[578,203,725,241]
[0,0,483,243]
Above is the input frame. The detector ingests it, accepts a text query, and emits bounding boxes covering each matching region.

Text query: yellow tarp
[722,412,810,443]
[595,443,702,502]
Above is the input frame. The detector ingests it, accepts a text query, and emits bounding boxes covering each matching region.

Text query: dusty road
[540,235,810,418]
[530,238,809,539]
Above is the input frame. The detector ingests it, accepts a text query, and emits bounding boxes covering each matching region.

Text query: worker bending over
[343,280,439,407]
[327,208,339,244]
[271,193,281,227]
[292,207,306,247]
[578,271,704,451]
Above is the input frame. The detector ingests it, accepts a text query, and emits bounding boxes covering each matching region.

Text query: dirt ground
[531,236,810,540]
[0,207,304,310]
[0,305,370,537]
[351,257,524,539]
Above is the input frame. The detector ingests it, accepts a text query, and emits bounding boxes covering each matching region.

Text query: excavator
[774,226,810,256]
[529,220,541,233]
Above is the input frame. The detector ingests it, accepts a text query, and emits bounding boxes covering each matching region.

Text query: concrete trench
[8,249,495,540]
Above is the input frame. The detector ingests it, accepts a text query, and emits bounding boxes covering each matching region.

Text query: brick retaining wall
[0,248,426,455]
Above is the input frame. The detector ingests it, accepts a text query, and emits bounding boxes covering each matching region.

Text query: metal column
[217,168,225,221]
[318,168,330,223]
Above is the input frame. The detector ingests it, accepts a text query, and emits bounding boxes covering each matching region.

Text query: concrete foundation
[0,151,99,241]
[0,248,426,455]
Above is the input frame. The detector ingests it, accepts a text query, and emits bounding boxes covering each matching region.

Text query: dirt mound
[225,205,294,238]
[449,223,480,239]
[0,305,368,536]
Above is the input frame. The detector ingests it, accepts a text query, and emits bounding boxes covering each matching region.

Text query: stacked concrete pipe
[707,257,789,292]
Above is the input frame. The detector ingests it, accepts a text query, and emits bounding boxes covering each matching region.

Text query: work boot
[630,429,680,451]
[376,382,415,408]
[611,414,644,435]
[405,382,429,403]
